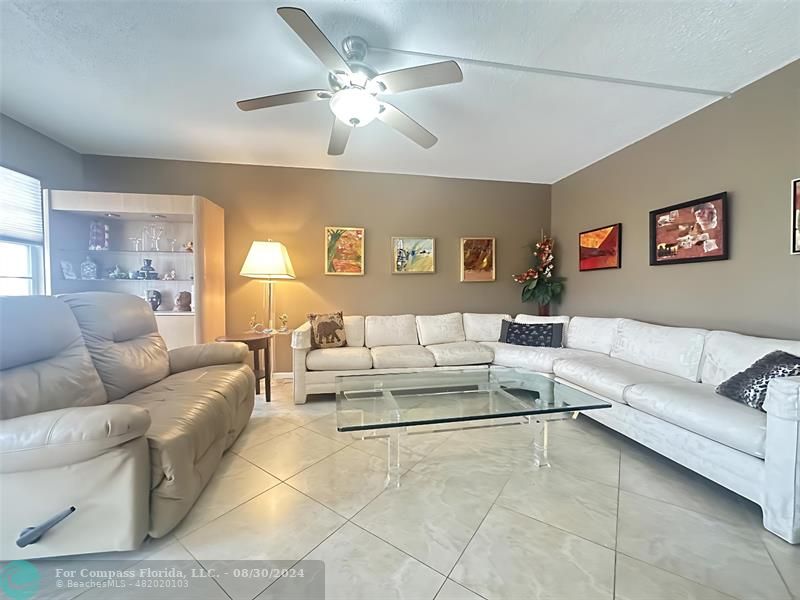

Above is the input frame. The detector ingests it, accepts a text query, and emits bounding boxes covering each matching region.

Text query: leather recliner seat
[0,292,255,559]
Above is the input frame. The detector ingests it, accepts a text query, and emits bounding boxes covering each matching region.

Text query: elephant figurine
[315,320,344,345]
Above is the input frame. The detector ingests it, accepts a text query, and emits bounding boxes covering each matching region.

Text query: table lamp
[240,240,295,331]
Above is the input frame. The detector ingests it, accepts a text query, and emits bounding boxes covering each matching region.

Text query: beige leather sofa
[0,292,255,559]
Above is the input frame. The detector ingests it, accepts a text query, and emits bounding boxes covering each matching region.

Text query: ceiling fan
[236,6,463,155]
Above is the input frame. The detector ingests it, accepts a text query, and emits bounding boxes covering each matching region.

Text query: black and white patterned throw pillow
[499,320,564,348]
[716,350,800,411]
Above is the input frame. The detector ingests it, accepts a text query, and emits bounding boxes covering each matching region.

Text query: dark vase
[538,304,551,317]
[146,290,162,311]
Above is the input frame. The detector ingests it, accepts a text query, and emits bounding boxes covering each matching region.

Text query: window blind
[0,166,43,244]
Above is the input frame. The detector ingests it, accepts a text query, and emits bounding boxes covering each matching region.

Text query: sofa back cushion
[566,317,620,354]
[365,314,419,348]
[0,295,107,419]
[61,292,170,400]
[610,319,707,381]
[416,313,465,346]
[700,330,800,386]
[463,313,512,342]
[343,315,365,347]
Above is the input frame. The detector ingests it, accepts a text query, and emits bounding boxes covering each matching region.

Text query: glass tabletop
[335,369,611,432]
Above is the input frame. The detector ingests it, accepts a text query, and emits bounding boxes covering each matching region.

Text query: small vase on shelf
[80,256,98,280]
[146,290,162,311]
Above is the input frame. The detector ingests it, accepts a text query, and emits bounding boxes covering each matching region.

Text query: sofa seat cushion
[483,342,599,373]
[306,347,373,371]
[624,382,766,458]
[371,345,435,369]
[117,363,255,535]
[426,341,493,366]
[553,355,686,404]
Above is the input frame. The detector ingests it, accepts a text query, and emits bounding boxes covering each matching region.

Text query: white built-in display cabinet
[45,191,226,348]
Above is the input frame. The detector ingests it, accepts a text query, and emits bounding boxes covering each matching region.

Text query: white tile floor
[59,381,800,599]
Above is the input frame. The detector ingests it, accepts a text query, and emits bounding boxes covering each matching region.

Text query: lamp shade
[240,241,296,280]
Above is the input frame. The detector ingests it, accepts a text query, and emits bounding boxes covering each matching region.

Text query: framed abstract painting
[324,227,364,275]
[579,223,622,271]
[649,192,729,266]
[792,179,799,255]
[460,237,495,282]
[392,237,435,273]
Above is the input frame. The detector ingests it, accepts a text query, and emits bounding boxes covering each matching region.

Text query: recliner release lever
[16,506,76,548]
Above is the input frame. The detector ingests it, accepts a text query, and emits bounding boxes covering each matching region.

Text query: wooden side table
[215,333,272,401]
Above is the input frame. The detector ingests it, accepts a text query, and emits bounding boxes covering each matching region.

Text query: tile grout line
[174,537,235,600]
[759,537,794,600]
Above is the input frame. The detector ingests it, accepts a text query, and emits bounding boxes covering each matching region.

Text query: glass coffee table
[336,369,611,487]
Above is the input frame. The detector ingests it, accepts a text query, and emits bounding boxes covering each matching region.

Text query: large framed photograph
[324,227,364,275]
[460,237,495,282]
[579,223,622,271]
[649,192,729,266]
[792,179,799,255]
[392,237,435,274]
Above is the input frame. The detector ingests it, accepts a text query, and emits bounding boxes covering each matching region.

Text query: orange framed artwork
[460,237,495,282]
[579,223,622,271]
[325,227,365,275]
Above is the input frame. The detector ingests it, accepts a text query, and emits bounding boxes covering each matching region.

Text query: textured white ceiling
[1,0,798,183]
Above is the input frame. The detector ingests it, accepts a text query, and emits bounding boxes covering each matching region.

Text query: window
[0,166,45,295]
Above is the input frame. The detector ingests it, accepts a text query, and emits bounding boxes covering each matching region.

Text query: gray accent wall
[551,60,800,340]
[0,114,83,188]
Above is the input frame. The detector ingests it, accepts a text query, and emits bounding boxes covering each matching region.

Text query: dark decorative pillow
[716,351,800,411]
[500,320,564,348]
[308,312,347,349]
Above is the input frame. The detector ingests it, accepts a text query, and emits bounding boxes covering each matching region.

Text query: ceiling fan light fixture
[330,87,380,127]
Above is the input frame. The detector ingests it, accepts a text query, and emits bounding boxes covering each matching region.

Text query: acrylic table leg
[386,428,402,488]
[532,419,550,468]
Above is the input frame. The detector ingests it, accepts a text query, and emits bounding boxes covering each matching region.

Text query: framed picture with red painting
[649,192,729,266]
[579,223,621,271]
[792,179,799,255]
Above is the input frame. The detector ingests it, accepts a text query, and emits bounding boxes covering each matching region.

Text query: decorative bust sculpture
[176,291,192,312]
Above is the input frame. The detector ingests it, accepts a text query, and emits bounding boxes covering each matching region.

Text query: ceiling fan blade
[328,118,352,155]
[377,103,437,149]
[373,60,463,94]
[237,89,329,112]
[277,7,351,74]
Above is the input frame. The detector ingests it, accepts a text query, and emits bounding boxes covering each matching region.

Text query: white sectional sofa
[292,312,800,543]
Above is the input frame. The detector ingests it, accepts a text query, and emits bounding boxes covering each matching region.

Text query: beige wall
[551,60,800,340]
[80,157,550,371]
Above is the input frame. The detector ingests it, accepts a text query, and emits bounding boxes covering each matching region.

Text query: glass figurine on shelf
[107,265,127,279]
[278,313,289,332]
[80,256,98,280]
[167,238,177,252]
[248,313,266,333]
[89,220,109,251]
[128,237,142,252]
[162,269,176,281]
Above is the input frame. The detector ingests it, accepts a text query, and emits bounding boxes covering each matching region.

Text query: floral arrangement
[513,235,565,308]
